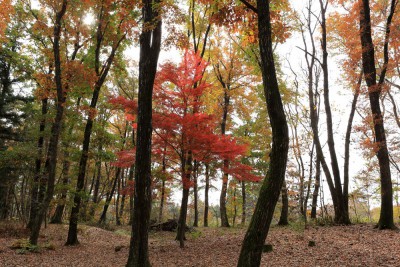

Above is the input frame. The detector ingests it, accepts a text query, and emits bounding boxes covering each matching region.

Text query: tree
[210,32,260,227]
[66,0,135,246]
[126,0,162,265]
[359,0,397,230]
[237,0,289,266]
[0,0,12,39]
[0,5,32,219]
[29,0,68,246]
[153,50,259,247]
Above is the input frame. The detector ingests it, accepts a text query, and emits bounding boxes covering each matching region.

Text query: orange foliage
[0,0,12,40]
[212,0,293,44]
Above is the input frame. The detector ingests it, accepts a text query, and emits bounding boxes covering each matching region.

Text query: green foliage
[189,229,202,239]
[10,238,41,253]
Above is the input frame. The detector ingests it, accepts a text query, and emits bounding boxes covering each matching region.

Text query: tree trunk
[237,1,289,265]
[126,0,162,265]
[220,159,230,227]
[204,163,210,227]
[278,180,289,226]
[119,171,127,224]
[66,3,125,245]
[359,0,396,230]
[176,153,192,248]
[99,168,121,224]
[232,183,237,227]
[116,169,122,226]
[319,0,350,225]
[90,143,103,218]
[241,180,246,225]
[220,90,231,227]
[50,152,70,224]
[29,1,68,246]
[27,97,48,229]
[311,158,321,219]
[193,160,199,227]
[128,163,134,226]
[158,149,167,223]
[343,74,362,215]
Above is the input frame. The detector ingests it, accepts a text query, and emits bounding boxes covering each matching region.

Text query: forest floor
[0,222,399,266]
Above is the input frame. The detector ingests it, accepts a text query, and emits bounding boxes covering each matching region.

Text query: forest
[0,0,399,266]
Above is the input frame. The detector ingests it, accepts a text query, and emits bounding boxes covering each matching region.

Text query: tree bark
[311,158,321,219]
[343,74,362,215]
[50,151,70,224]
[241,180,246,225]
[29,1,68,245]
[99,168,121,224]
[278,180,289,226]
[27,97,48,229]
[90,143,103,218]
[204,163,210,227]
[126,0,162,265]
[232,183,237,227]
[237,1,289,265]
[119,173,127,224]
[359,0,396,230]
[193,160,199,227]
[116,169,122,225]
[176,153,192,248]
[158,147,167,223]
[66,4,126,245]
[220,91,231,227]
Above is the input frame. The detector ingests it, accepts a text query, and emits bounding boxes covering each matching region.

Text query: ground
[0,222,399,266]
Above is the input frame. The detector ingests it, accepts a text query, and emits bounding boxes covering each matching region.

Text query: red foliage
[153,50,261,186]
[108,95,137,122]
[119,180,135,196]
[111,149,136,168]
[109,50,261,190]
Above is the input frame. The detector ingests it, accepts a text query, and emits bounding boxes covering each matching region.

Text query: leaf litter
[0,224,399,266]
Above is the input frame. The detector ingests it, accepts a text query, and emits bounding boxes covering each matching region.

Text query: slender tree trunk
[359,0,396,230]
[319,0,349,225]
[311,158,321,219]
[126,0,162,265]
[50,152,70,224]
[343,74,362,215]
[204,163,210,227]
[66,5,125,245]
[90,143,103,217]
[241,180,246,225]
[28,97,48,230]
[232,183,237,227]
[119,171,127,224]
[176,153,192,248]
[237,1,289,265]
[158,146,166,223]
[193,161,199,227]
[29,1,68,245]
[128,163,134,226]
[220,91,231,227]
[278,180,289,226]
[116,169,122,225]
[99,168,121,224]
[158,179,165,223]
[220,159,230,227]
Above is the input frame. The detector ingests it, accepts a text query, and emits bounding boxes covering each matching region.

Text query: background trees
[0,3,399,266]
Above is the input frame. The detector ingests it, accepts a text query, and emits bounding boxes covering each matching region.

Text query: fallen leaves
[0,223,399,266]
